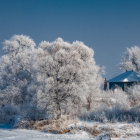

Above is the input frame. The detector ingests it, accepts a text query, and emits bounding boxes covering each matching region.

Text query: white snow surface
[0,128,139,140]
[0,123,140,140]
[0,128,93,140]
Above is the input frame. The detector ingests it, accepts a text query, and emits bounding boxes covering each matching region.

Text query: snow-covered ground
[0,127,93,140]
[0,128,140,140]
[0,123,140,140]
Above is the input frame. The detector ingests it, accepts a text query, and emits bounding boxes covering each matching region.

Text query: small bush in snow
[127,85,140,106]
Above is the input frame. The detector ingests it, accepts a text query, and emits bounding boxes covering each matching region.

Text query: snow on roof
[108,70,140,82]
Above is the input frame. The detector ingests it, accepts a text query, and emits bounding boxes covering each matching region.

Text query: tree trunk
[56,102,61,119]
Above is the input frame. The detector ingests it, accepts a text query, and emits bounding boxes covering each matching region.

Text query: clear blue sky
[0,0,140,79]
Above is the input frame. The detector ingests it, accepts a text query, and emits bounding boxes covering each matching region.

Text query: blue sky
[0,0,140,79]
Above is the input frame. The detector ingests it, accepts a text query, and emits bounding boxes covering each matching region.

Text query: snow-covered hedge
[81,105,140,123]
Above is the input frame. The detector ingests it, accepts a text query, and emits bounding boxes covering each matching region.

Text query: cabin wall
[109,82,124,90]
[109,82,139,91]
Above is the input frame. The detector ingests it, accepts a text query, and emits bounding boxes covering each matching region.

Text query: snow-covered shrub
[14,120,34,129]
[33,115,78,133]
[0,104,20,124]
[127,84,140,106]
[96,134,111,140]
[81,105,140,123]
[80,88,135,122]
[100,89,130,109]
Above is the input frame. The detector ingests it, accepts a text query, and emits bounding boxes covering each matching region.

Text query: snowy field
[0,128,139,140]
[0,124,140,140]
[0,127,94,140]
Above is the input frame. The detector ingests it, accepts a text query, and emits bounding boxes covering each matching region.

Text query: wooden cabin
[107,70,140,91]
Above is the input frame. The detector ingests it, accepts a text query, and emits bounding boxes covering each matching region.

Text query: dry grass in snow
[15,117,140,139]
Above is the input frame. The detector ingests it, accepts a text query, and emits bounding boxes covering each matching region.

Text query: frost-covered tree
[0,35,103,122]
[120,46,140,72]
[0,35,36,120]
[35,38,103,119]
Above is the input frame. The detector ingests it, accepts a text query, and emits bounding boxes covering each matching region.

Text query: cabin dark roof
[108,70,140,83]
